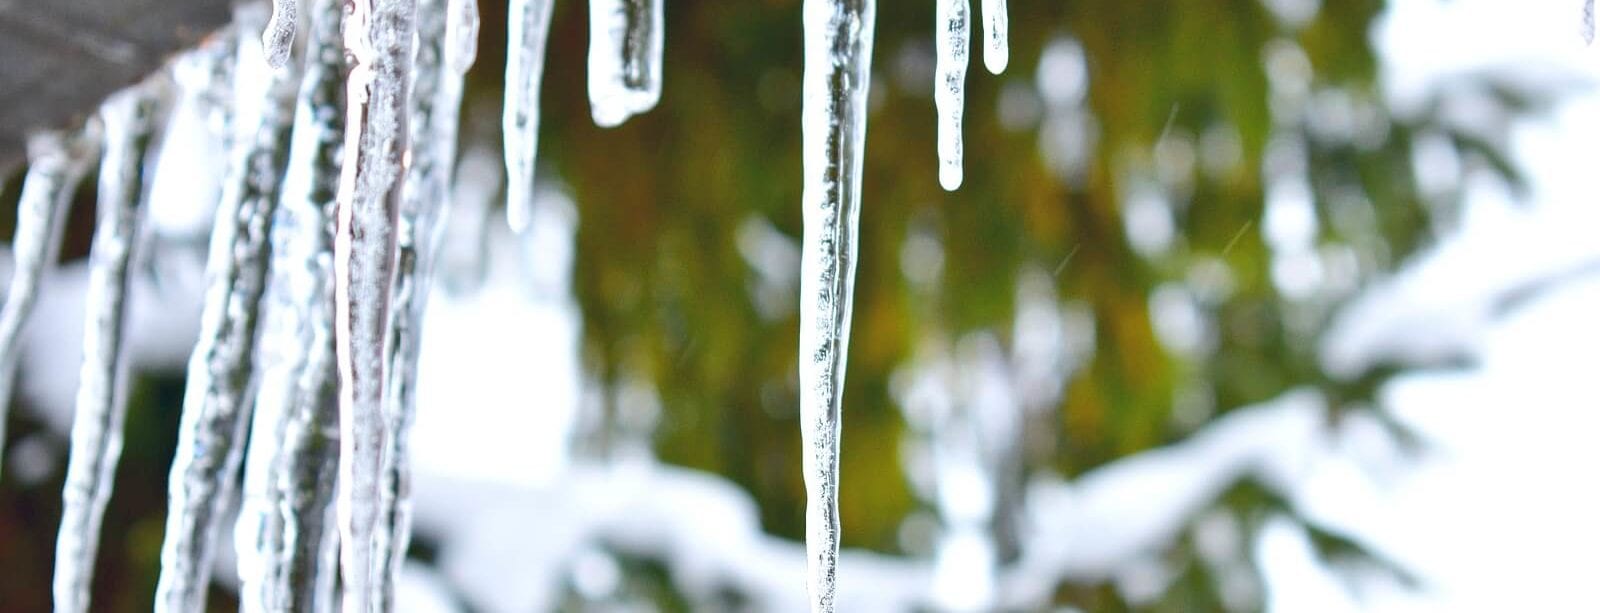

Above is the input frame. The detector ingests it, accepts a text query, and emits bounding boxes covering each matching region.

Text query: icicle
[447,0,480,76]
[0,129,96,480]
[233,0,346,608]
[372,0,475,605]
[934,0,969,191]
[586,0,664,128]
[53,80,174,613]
[980,0,1007,74]
[798,0,875,610]
[1586,0,1596,45]
[332,0,418,608]
[264,0,299,69]
[155,6,299,610]
[503,0,555,233]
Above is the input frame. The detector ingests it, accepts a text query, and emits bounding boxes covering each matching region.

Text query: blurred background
[2,0,1600,610]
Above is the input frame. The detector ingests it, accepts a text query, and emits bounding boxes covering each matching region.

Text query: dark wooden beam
[0,0,232,172]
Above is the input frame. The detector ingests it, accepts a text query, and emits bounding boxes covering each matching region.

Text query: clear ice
[798,0,876,610]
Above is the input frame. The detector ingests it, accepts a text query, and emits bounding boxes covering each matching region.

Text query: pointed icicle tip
[263,0,298,69]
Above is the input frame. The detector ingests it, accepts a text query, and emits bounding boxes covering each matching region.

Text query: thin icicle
[980,0,1007,74]
[264,0,299,69]
[503,0,555,233]
[53,80,174,613]
[373,0,474,605]
[798,0,875,610]
[0,130,97,479]
[586,0,664,127]
[1586,0,1596,45]
[333,0,418,609]
[447,0,480,76]
[156,7,299,610]
[234,0,345,608]
[934,0,969,191]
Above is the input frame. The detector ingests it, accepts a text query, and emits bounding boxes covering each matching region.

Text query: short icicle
[52,80,173,613]
[155,7,299,610]
[798,0,876,610]
[586,0,664,127]
[233,0,347,608]
[503,0,555,233]
[332,0,419,609]
[263,0,299,69]
[373,0,476,605]
[980,0,1007,74]
[934,0,969,191]
[0,130,97,479]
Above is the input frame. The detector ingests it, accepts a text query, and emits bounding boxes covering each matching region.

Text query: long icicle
[155,6,299,610]
[53,79,174,613]
[0,130,97,479]
[503,0,555,233]
[333,0,418,608]
[980,0,1007,74]
[798,0,875,610]
[934,0,969,191]
[234,0,346,608]
[586,0,664,127]
[373,0,476,605]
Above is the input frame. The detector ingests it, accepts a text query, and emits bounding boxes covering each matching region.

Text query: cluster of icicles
[0,0,1007,610]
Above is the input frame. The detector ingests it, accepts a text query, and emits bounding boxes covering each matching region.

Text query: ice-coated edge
[934,0,969,191]
[586,0,665,128]
[798,0,876,610]
[52,79,173,613]
[502,0,555,233]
